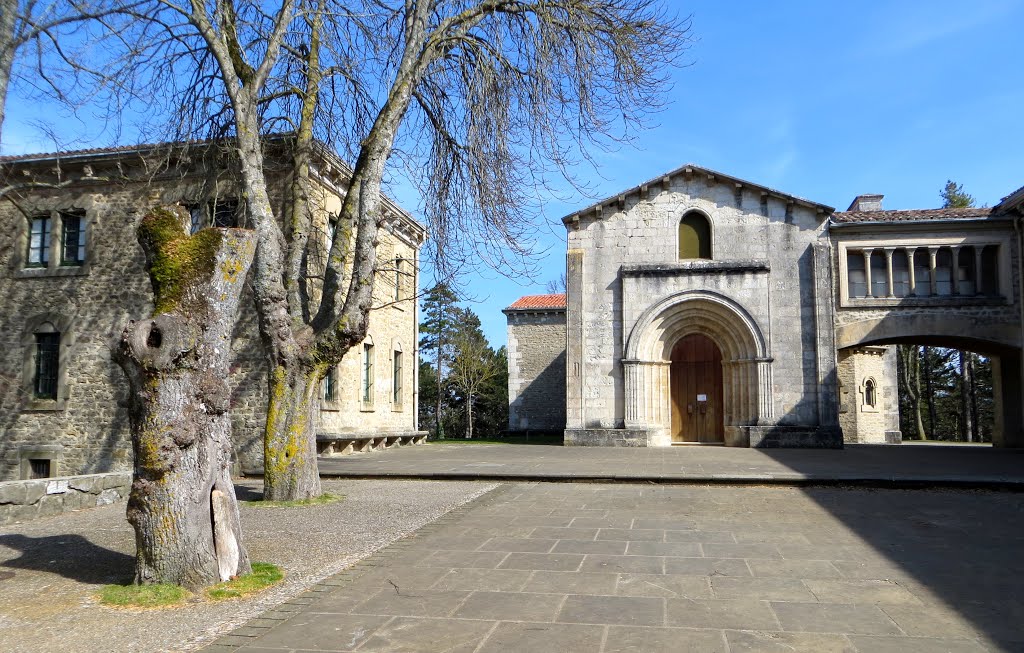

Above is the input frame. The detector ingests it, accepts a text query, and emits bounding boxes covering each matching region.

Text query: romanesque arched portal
[623,291,771,446]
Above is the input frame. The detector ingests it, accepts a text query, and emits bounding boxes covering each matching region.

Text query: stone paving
[203,481,1024,652]
[314,442,1024,487]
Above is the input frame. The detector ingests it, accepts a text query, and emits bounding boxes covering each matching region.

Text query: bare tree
[113,206,255,588]
[107,0,690,500]
[0,0,137,150]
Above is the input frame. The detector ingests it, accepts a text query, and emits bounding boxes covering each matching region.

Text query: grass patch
[247,492,344,508]
[207,562,284,601]
[99,583,190,608]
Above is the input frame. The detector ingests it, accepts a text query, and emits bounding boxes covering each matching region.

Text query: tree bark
[263,365,323,501]
[959,350,974,442]
[114,206,255,590]
[898,345,926,440]
[923,346,937,437]
[0,0,16,149]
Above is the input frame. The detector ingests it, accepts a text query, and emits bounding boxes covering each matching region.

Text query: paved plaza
[314,442,1024,487]
[204,479,1024,652]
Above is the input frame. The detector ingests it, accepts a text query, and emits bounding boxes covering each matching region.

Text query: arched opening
[670,333,723,443]
[678,212,711,259]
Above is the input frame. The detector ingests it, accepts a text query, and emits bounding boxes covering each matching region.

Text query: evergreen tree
[940,180,976,209]
[418,283,459,437]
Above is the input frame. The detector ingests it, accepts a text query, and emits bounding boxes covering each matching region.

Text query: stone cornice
[620,260,770,276]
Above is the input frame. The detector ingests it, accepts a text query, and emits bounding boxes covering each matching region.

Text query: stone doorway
[670,333,724,443]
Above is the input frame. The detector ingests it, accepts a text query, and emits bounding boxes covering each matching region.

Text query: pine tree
[940,180,976,209]
[418,283,460,438]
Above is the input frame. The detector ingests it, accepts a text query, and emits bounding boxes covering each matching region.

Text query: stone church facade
[507,165,1024,447]
[0,141,426,481]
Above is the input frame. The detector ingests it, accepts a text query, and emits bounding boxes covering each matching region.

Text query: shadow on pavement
[760,446,1024,650]
[0,533,134,585]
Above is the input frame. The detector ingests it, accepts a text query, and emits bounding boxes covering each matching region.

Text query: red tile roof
[506,293,566,310]
[832,207,994,223]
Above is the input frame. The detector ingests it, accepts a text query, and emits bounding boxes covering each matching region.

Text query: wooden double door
[670,333,724,444]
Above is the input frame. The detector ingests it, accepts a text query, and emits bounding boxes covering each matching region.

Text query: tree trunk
[263,364,323,501]
[898,345,926,440]
[959,350,974,442]
[114,207,255,589]
[0,0,17,149]
[923,346,936,437]
[465,394,473,439]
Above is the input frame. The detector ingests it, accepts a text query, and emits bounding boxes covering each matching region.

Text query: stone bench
[316,431,428,456]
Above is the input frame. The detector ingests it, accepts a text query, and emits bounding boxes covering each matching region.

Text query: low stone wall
[0,472,131,526]
[743,426,844,449]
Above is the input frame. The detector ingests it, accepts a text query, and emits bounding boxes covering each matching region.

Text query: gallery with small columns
[505,166,1024,448]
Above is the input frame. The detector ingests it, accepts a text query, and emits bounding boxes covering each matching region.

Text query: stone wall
[0,150,423,481]
[837,346,901,443]
[0,471,131,526]
[506,310,567,432]
[564,170,836,442]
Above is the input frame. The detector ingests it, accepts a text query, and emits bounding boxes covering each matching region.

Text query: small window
[678,212,711,259]
[864,378,877,408]
[35,332,60,400]
[935,248,953,296]
[361,342,374,406]
[323,366,337,403]
[60,212,86,266]
[393,350,404,407]
[394,257,403,301]
[891,250,910,297]
[28,459,51,479]
[27,215,51,267]
[869,251,887,297]
[212,199,240,228]
[326,218,337,258]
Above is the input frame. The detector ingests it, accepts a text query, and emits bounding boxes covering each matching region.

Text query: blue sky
[4,0,1023,348]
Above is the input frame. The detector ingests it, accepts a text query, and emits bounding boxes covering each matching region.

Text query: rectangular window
[323,366,337,402]
[393,350,403,406]
[60,212,86,265]
[27,215,51,267]
[361,343,374,405]
[28,459,51,479]
[212,199,240,228]
[394,257,403,301]
[34,332,60,399]
[847,251,866,298]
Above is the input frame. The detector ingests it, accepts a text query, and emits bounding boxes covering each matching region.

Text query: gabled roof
[832,207,996,224]
[504,293,566,311]
[562,163,834,224]
[993,184,1024,215]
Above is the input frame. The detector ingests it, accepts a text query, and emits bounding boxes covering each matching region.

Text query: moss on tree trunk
[115,206,256,590]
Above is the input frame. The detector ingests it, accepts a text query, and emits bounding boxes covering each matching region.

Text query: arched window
[678,212,711,260]
[864,378,877,408]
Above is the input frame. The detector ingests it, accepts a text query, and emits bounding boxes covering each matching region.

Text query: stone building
[0,141,426,481]
[507,165,1024,447]
[504,294,567,433]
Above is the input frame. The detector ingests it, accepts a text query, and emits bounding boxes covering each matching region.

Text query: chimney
[847,194,884,211]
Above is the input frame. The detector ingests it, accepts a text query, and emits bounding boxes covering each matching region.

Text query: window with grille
[393,350,403,406]
[35,332,60,399]
[27,215,51,267]
[28,459,51,479]
[60,212,86,265]
[361,343,374,406]
[323,366,337,402]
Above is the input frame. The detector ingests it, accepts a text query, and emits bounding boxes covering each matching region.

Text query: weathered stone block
[0,483,28,505]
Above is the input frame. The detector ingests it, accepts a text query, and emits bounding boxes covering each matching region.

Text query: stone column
[756,358,774,423]
[907,247,917,296]
[992,351,1024,448]
[884,248,895,297]
[862,249,874,297]
[951,246,962,296]
[624,359,670,430]
[974,246,984,295]
[928,247,938,296]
